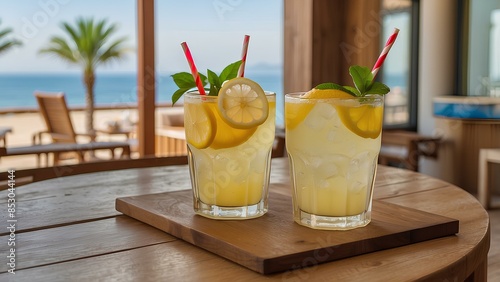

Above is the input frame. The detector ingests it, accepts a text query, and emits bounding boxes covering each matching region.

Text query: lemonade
[285,66,387,230]
[286,94,383,228]
[174,39,276,219]
[184,79,276,219]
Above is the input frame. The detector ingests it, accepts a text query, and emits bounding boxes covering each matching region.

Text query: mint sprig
[348,65,390,96]
[170,60,242,105]
[314,65,390,96]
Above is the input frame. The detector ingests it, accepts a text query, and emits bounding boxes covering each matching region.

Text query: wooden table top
[0,157,490,281]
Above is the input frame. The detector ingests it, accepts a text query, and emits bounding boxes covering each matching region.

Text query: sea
[0,71,407,128]
[0,71,285,125]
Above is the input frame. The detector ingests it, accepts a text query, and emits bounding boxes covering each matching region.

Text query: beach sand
[0,108,176,171]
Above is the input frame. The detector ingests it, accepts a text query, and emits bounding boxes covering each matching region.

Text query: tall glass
[285,93,384,230]
[184,92,276,219]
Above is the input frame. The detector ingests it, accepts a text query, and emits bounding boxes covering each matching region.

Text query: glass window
[156,0,284,125]
[466,0,500,96]
[489,9,500,96]
[380,0,418,129]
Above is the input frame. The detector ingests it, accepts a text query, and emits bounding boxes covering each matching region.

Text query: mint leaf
[315,82,343,90]
[365,82,390,95]
[171,72,197,88]
[219,60,242,82]
[170,72,207,104]
[209,83,218,97]
[343,86,360,96]
[314,83,357,96]
[172,88,191,105]
[207,69,221,96]
[349,65,373,95]
[171,72,208,89]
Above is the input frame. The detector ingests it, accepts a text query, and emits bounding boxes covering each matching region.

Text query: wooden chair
[378,130,441,172]
[32,92,125,165]
[477,148,500,209]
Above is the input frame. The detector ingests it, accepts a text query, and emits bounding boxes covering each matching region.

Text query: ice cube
[349,180,366,193]
[304,103,335,130]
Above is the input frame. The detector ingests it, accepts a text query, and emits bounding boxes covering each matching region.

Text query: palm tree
[39,17,129,134]
[0,19,22,55]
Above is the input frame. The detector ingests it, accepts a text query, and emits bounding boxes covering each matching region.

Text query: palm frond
[0,22,22,54]
[39,17,129,74]
[62,22,80,48]
[0,27,13,38]
[39,36,79,63]
[98,37,128,62]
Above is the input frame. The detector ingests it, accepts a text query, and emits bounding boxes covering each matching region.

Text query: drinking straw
[237,35,250,77]
[371,28,400,80]
[181,42,206,95]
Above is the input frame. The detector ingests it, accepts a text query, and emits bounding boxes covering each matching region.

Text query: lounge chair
[25,91,131,166]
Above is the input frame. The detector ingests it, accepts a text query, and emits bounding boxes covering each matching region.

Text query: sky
[0,0,284,74]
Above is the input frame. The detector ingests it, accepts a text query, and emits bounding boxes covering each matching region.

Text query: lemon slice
[184,102,216,149]
[336,103,383,139]
[218,77,269,129]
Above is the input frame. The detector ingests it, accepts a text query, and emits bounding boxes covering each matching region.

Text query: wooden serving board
[116,190,459,274]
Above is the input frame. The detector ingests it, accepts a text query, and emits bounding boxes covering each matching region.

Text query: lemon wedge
[336,103,383,139]
[285,101,311,130]
[286,89,353,130]
[184,102,216,149]
[302,88,354,99]
[203,102,257,149]
[218,77,269,129]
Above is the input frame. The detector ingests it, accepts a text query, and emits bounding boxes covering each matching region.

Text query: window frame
[380,0,419,131]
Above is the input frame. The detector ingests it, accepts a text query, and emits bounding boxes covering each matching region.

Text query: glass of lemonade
[285,90,384,230]
[184,79,276,219]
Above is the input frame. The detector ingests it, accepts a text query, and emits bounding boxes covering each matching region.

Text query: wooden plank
[116,190,458,274]
[0,216,175,273]
[374,177,451,200]
[0,241,266,281]
[0,234,474,281]
[311,0,345,87]
[343,0,381,83]
[0,166,191,235]
[0,156,188,188]
[283,0,313,93]
[137,0,156,157]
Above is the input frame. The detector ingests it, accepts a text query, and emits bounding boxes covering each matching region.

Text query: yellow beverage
[285,93,383,229]
[184,91,276,219]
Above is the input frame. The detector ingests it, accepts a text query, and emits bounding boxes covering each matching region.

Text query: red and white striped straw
[237,35,250,77]
[371,28,400,79]
[180,42,206,95]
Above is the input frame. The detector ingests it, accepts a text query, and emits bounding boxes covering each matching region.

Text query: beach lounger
[19,91,133,166]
